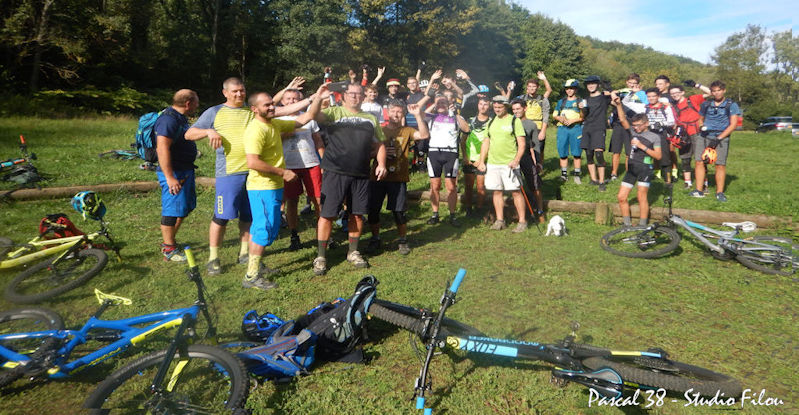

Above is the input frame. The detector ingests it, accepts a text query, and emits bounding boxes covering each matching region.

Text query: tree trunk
[29,0,55,93]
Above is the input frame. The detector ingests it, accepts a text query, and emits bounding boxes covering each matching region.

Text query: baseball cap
[492,95,509,104]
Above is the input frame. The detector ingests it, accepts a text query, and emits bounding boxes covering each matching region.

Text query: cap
[492,95,509,104]
[386,78,401,87]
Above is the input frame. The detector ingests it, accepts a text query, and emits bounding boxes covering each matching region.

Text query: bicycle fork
[146,313,195,410]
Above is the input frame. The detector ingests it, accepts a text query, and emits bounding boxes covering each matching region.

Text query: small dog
[545,215,567,236]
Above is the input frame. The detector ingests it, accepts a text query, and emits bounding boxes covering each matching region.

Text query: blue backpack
[133,110,164,163]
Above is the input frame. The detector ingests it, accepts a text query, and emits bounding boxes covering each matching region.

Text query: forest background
[0,0,795,126]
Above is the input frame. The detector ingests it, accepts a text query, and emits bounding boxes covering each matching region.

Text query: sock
[208,246,219,262]
[398,237,407,244]
[622,216,632,226]
[317,239,328,258]
[348,236,359,254]
[561,168,568,177]
[574,169,581,175]
[639,217,648,226]
[246,255,261,280]
[161,243,176,253]
[239,241,248,258]
[686,180,693,186]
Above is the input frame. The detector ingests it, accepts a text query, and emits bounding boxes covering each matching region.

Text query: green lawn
[0,117,796,414]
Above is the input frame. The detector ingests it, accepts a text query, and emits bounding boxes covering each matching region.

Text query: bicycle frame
[0,222,116,270]
[668,215,738,255]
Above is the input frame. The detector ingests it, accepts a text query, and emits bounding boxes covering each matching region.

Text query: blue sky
[518,0,797,64]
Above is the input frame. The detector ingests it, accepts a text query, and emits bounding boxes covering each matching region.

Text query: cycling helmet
[563,79,579,88]
[701,147,717,165]
[72,191,106,220]
[241,310,285,342]
[584,75,601,83]
[477,84,490,93]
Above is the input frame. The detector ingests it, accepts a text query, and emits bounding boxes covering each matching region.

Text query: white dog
[545,215,567,236]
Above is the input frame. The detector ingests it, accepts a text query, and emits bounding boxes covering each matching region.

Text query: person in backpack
[515,71,552,159]
[474,96,528,233]
[643,88,677,184]
[668,82,711,189]
[510,99,545,223]
[154,89,200,262]
[692,80,741,202]
[608,74,647,182]
[552,79,584,183]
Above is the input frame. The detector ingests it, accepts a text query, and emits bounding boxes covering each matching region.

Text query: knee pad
[392,211,408,225]
[681,157,692,171]
[594,151,606,167]
[585,149,595,165]
[212,216,229,226]
[161,216,178,226]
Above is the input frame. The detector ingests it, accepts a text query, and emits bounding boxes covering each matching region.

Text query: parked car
[792,123,798,138]
[755,116,792,132]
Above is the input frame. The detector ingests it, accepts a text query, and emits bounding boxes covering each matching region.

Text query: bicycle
[599,185,797,276]
[1,135,43,194]
[369,269,742,413]
[0,247,249,413]
[0,216,121,304]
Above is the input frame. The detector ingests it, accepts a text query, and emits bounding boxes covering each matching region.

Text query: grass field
[0,117,797,414]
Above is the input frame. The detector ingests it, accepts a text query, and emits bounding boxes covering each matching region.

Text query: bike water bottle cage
[72,191,107,220]
[94,288,132,306]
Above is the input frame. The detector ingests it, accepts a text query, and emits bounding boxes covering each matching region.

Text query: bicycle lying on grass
[600,186,797,276]
[0,193,121,304]
[369,269,742,413]
[0,247,249,413]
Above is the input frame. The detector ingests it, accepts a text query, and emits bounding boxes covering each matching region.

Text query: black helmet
[584,75,601,84]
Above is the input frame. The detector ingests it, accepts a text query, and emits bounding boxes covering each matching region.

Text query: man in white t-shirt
[276,88,325,250]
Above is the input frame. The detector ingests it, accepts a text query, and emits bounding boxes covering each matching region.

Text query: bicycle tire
[581,356,742,397]
[0,307,64,389]
[369,299,484,339]
[600,226,681,259]
[0,237,12,257]
[4,248,108,304]
[734,236,797,276]
[83,344,249,414]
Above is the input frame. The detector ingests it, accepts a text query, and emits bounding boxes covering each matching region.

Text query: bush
[0,87,170,117]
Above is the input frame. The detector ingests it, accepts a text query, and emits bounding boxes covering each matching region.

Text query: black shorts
[320,171,370,218]
[622,162,654,187]
[609,123,630,154]
[519,151,543,191]
[581,127,607,150]
[462,163,485,176]
[368,181,407,215]
[427,150,459,178]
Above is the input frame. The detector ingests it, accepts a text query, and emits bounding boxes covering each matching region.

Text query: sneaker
[397,240,411,255]
[426,215,440,225]
[573,175,582,185]
[312,257,327,276]
[206,258,221,276]
[490,220,506,230]
[610,174,618,181]
[347,250,369,268]
[683,182,692,190]
[716,192,727,202]
[688,189,705,198]
[237,254,249,265]
[366,237,381,254]
[447,215,460,227]
[255,263,279,277]
[511,222,528,233]
[559,174,568,182]
[589,180,599,186]
[162,246,187,263]
[242,276,278,291]
[598,183,607,192]
[288,234,301,251]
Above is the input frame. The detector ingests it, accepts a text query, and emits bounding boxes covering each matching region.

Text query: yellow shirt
[243,118,296,190]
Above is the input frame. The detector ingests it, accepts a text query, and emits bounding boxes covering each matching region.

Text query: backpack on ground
[133,110,165,163]
[38,213,84,239]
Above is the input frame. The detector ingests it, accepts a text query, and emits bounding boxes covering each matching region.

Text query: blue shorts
[247,189,283,247]
[157,169,196,217]
[214,174,252,222]
[556,126,583,158]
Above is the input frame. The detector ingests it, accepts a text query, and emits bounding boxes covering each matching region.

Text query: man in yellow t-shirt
[239,84,329,290]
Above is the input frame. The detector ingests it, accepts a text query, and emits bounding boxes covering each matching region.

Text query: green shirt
[486,115,524,165]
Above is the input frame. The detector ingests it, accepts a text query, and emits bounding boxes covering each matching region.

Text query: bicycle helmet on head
[478,84,490,93]
[564,79,579,88]
[72,191,106,220]
[701,147,717,165]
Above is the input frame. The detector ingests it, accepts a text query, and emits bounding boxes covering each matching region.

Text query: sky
[518,0,797,64]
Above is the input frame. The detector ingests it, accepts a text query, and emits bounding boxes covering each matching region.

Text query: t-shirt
[553,98,581,127]
[427,114,460,152]
[700,99,741,133]
[674,95,705,135]
[465,117,490,162]
[645,103,676,130]
[243,118,296,190]
[372,126,416,182]
[276,115,321,169]
[583,94,611,130]
[628,129,660,165]
[360,101,383,124]
[320,106,386,178]
[486,115,524,165]
[192,104,254,177]
[520,119,540,154]
[516,94,550,129]
[405,91,426,128]
[153,106,196,171]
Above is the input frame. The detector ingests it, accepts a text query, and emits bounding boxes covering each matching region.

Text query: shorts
[519,151,543,191]
[247,189,283,247]
[693,134,729,166]
[556,125,583,158]
[320,171,370,218]
[284,165,322,200]
[157,169,196,217]
[214,174,252,222]
[427,150,459,178]
[621,162,654,188]
[609,124,630,155]
[678,135,694,159]
[462,163,485,176]
[485,164,521,191]
[581,127,606,151]
[368,181,407,214]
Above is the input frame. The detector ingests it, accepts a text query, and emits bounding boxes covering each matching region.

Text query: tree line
[1,1,795,125]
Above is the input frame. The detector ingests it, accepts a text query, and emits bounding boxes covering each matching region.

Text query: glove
[707,138,720,149]
[682,79,696,88]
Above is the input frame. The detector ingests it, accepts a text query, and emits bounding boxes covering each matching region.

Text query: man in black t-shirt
[579,75,611,191]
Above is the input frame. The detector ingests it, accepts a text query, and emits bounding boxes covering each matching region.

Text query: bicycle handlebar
[449,268,466,294]
[184,246,196,268]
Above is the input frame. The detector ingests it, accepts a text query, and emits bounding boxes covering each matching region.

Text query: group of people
[151,67,740,290]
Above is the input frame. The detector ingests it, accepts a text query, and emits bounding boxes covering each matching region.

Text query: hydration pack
[38,213,84,239]
[133,110,164,163]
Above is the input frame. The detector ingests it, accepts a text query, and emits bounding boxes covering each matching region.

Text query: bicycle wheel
[0,237,12,257]
[4,248,108,304]
[581,356,742,397]
[0,307,64,388]
[600,226,681,258]
[369,299,484,339]
[734,236,797,276]
[83,344,249,414]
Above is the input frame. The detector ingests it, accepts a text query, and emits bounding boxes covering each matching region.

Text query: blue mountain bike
[0,247,249,413]
[369,270,742,413]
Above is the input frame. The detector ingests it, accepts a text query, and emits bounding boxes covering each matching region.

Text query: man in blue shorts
[154,89,200,262]
[692,80,740,202]
[552,79,584,183]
